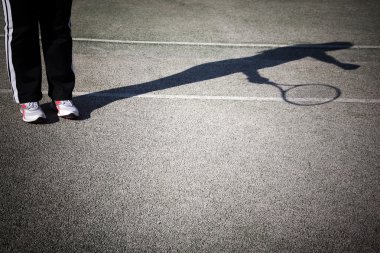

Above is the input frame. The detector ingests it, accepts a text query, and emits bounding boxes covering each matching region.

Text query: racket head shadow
[280,83,341,106]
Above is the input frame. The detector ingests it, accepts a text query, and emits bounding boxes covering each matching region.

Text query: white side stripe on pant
[2,0,19,103]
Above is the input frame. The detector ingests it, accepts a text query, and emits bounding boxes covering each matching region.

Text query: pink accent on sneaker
[55,101,62,112]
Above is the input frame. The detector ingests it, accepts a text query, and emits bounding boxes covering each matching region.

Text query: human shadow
[72,42,359,119]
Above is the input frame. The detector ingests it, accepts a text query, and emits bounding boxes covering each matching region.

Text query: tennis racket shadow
[266,82,342,106]
[73,41,359,120]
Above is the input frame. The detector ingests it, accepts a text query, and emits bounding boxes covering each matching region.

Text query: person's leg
[1,0,42,103]
[39,0,75,101]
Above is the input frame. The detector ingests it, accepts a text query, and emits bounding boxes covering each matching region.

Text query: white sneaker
[52,100,79,119]
[20,102,46,123]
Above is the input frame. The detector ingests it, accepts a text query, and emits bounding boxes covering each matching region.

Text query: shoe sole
[60,113,79,120]
[25,117,46,124]
[20,109,46,123]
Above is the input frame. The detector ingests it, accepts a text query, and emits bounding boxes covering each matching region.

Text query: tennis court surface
[0,0,379,252]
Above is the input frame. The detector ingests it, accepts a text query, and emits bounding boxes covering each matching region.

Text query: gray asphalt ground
[0,0,379,252]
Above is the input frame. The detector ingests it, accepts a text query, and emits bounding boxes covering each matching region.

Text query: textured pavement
[0,0,379,252]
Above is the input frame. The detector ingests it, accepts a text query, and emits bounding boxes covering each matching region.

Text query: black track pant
[2,0,74,103]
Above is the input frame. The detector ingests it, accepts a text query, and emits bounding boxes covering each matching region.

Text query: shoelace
[24,102,39,110]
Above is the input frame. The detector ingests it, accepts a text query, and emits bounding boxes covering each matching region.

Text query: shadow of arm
[311,52,360,70]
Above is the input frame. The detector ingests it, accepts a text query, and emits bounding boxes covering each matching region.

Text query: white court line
[1,89,379,104]
[0,34,380,49]
[71,38,380,50]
